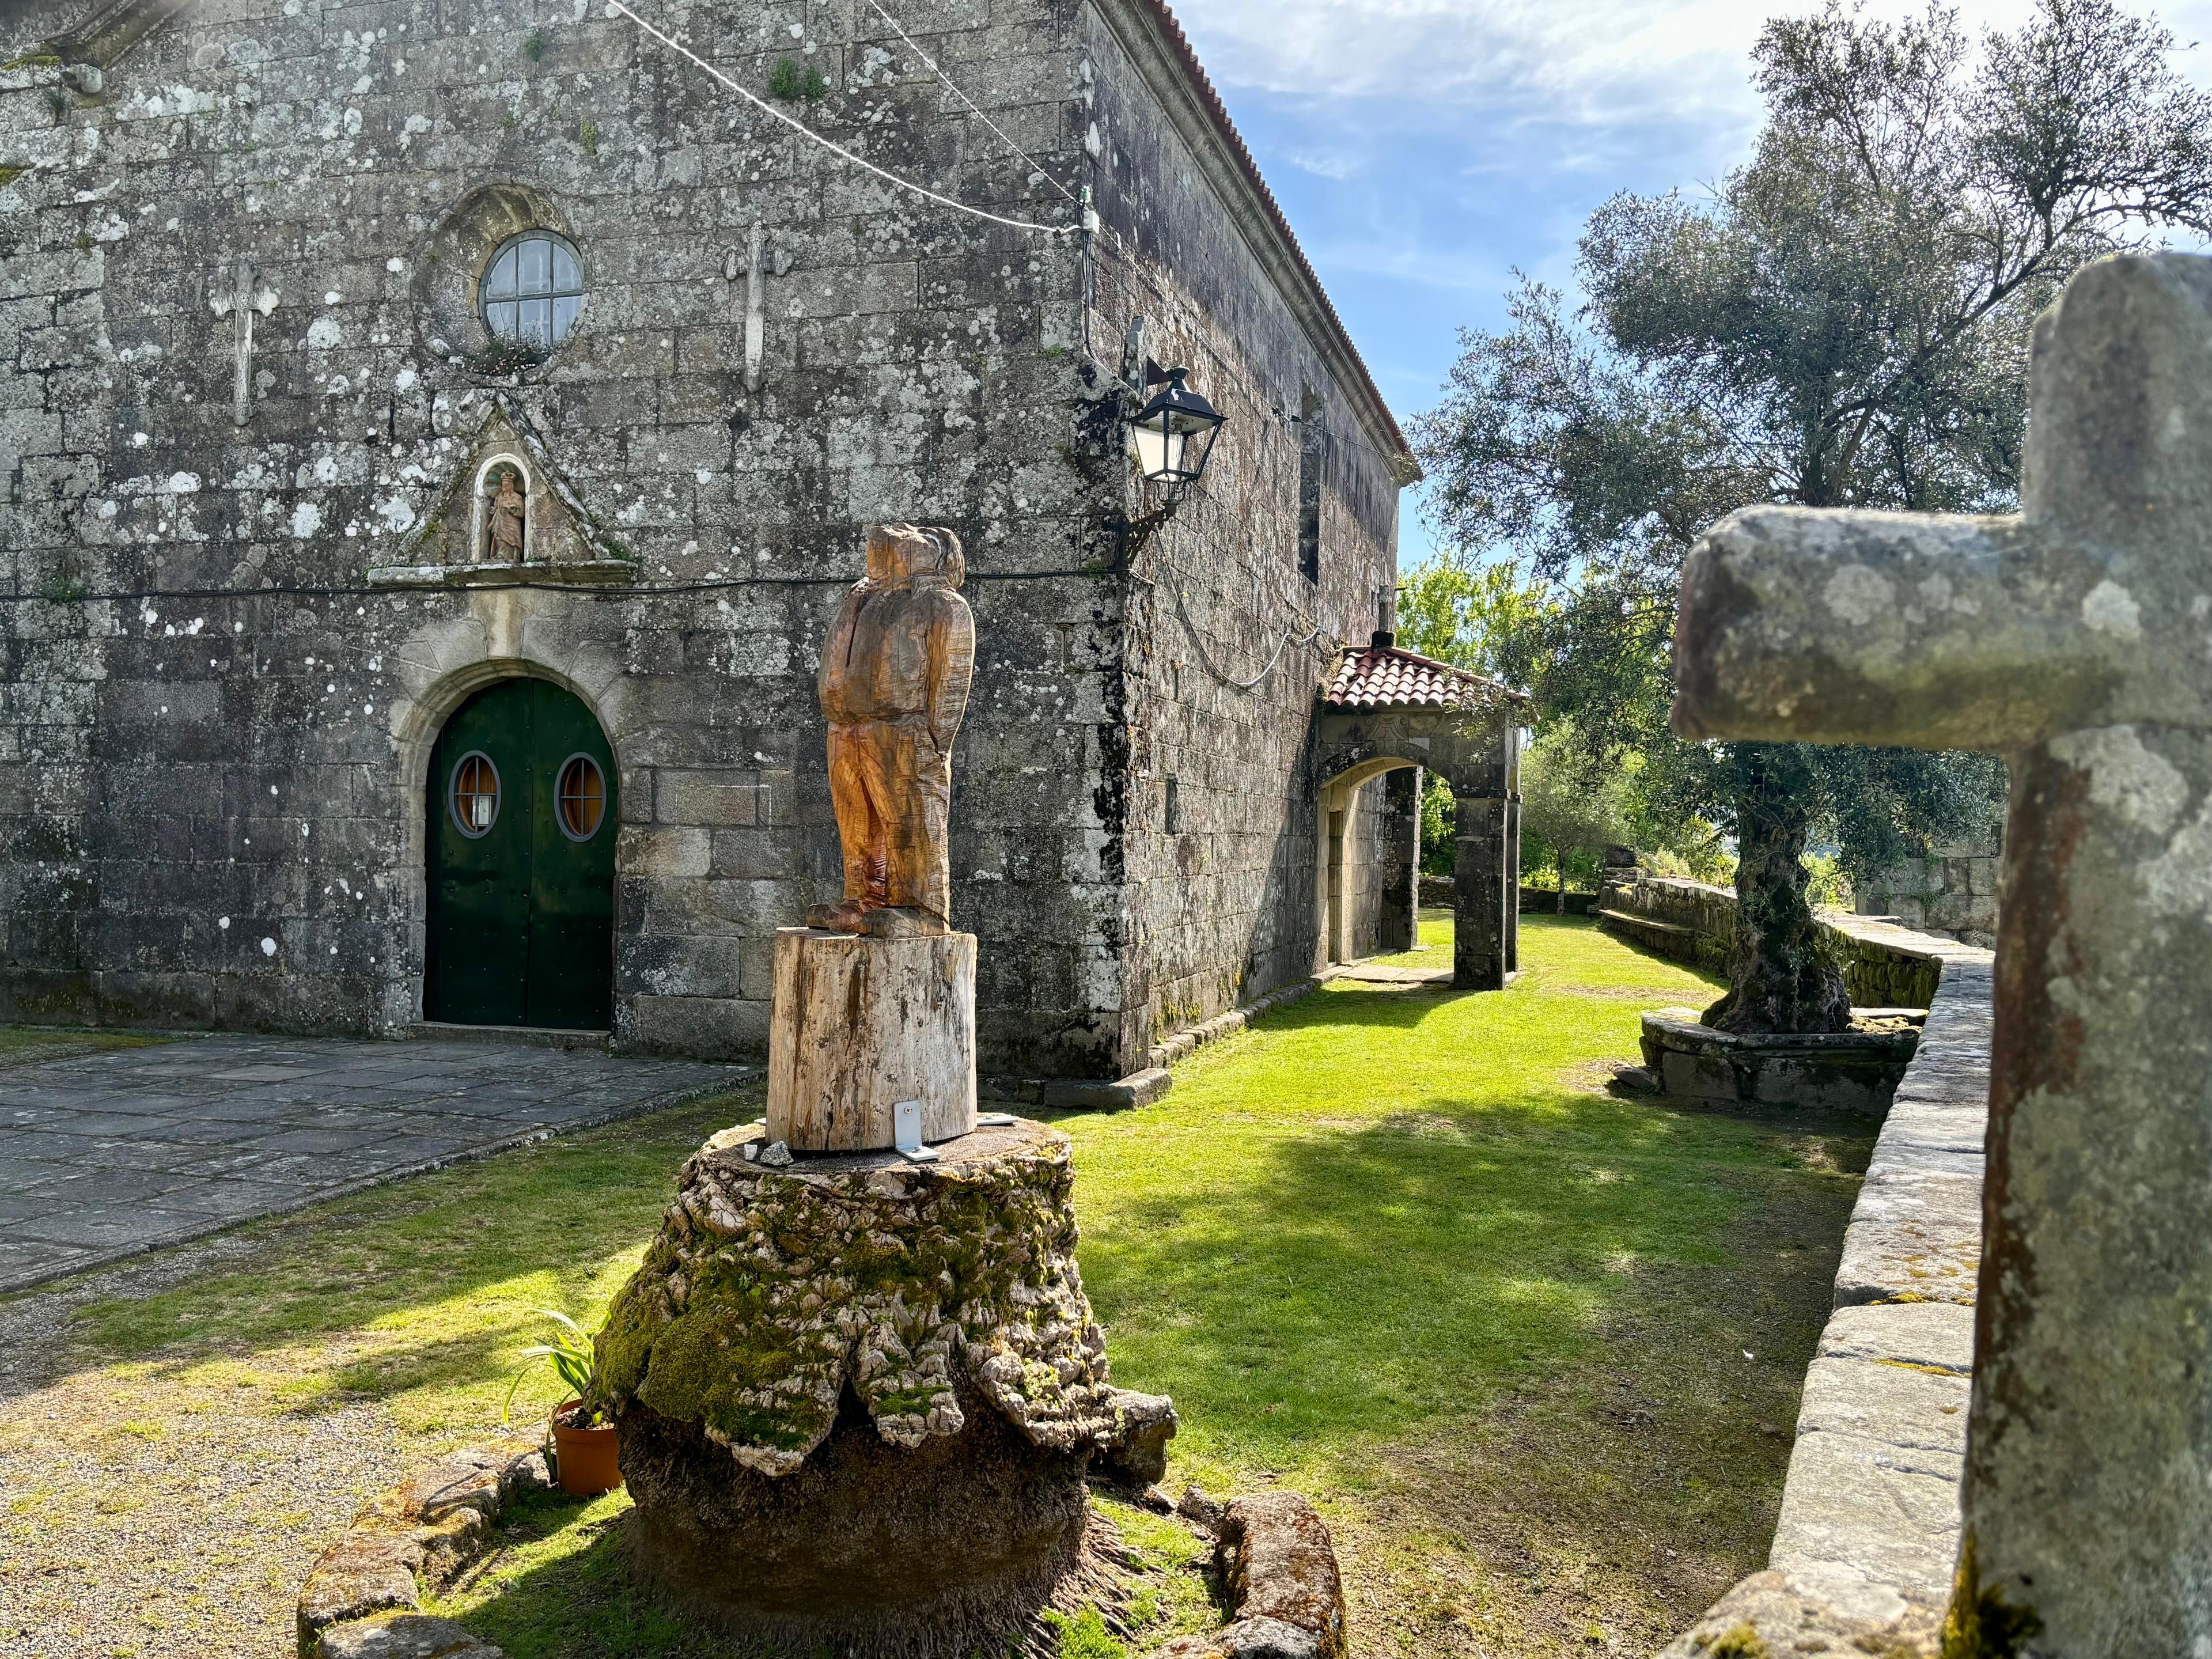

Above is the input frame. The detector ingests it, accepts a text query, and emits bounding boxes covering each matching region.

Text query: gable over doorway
[425,678,617,1031]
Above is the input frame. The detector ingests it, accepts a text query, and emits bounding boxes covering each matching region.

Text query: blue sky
[1164,0,2212,569]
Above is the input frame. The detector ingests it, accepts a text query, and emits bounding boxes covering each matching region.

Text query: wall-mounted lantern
[1127,366,1225,490]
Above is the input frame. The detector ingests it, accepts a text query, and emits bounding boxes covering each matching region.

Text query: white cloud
[1175,0,2211,122]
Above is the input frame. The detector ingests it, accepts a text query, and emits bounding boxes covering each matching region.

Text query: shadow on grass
[432,1491,719,1659]
[1058,950,1872,1646]
[17,1089,766,1410]
[1081,1072,1863,1470]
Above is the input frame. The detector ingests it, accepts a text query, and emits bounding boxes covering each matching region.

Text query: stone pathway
[0,1035,749,1294]
[1330,961,1455,986]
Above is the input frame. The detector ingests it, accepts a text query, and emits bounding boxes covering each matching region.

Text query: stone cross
[207,255,276,427]
[1672,252,2212,1651]
[725,224,786,395]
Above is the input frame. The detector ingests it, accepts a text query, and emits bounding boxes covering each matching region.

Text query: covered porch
[1314,633,1525,990]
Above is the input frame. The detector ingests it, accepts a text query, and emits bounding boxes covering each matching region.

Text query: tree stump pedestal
[596,1118,1164,1656]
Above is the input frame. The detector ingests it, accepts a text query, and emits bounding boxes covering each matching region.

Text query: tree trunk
[1555,849,1566,914]
[1703,744,1851,1035]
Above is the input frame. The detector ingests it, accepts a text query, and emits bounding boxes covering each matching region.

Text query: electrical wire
[607,2,1075,237]
[0,567,1115,607]
[862,0,1078,203]
[1161,562,1327,692]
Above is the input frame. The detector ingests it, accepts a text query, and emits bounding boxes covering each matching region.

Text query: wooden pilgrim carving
[804,522,975,938]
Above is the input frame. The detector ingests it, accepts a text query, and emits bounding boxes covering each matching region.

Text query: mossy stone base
[597,1118,1135,1652]
[621,1378,1090,1653]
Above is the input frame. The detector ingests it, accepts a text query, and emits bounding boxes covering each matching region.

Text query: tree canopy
[1411,0,2212,1031]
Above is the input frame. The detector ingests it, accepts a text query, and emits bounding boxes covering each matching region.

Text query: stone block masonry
[1599,870,1968,1009]
[0,0,1414,1078]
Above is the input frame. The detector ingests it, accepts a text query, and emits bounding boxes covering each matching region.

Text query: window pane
[452,753,499,836]
[482,234,585,352]
[484,247,517,300]
[558,757,605,840]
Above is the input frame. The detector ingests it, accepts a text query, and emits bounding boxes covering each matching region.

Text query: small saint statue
[804,522,975,938]
[487,468,527,562]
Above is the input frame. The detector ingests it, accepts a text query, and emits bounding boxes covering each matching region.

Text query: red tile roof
[1134,2,1411,460]
[1323,643,1521,712]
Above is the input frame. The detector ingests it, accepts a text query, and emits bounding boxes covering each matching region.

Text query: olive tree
[1415,0,2212,1032]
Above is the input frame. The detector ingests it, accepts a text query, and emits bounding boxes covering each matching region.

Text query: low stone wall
[1661,938,1992,1656]
[1596,873,1736,973]
[297,1440,547,1657]
[1518,887,1596,915]
[1599,873,1966,1009]
[1852,840,1999,950]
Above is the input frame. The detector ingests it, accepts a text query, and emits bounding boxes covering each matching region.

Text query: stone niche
[383,404,619,578]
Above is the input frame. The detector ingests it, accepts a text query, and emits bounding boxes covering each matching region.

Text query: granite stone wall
[0,0,1409,1076]
[1850,839,1999,952]
[1079,0,1404,1050]
[1599,872,1948,1009]
[1662,932,1991,1656]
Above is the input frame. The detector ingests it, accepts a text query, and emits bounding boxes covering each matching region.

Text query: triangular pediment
[397,393,626,570]
[31,0,187,73]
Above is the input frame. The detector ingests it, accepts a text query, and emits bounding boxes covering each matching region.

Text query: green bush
[768,56,828,102]
[1801,852,1853,910]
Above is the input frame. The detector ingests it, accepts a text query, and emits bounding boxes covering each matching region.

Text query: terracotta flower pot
[551,1402,623,1497]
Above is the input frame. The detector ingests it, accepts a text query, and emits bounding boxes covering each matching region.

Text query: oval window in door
[556,753,605,841]
[449,751,500,838]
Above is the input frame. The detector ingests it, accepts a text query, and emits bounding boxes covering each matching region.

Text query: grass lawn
[0,1027,170,1063]
[1,916,1872,1659]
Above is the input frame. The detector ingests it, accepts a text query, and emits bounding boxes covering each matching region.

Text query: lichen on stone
[596,1122,1118,1477]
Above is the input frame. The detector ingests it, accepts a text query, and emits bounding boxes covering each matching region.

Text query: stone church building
[0,0,1520,1082]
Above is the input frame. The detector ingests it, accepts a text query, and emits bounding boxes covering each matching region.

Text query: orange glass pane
[452,753,498,835]
[558,757,604,840]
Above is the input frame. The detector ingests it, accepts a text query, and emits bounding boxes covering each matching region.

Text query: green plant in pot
[504,1308,622,1497]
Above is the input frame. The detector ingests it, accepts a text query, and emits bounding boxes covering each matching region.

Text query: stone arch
[384,610,634,1028]
[1312,706,1523,990]
[411,179,584,369]
[1314,753,1428,968]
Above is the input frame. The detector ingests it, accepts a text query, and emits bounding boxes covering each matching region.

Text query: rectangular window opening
[1165,775,1183,835]
[1298,395,1324,585]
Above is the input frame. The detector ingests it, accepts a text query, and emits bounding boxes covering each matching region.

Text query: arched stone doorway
[424,677,618,1030]
[1316,756,1423,968]
[1316,635,1527,990]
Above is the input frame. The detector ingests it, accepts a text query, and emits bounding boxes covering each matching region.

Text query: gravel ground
[0,1237,462,1659]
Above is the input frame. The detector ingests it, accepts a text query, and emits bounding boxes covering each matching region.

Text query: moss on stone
[1940,1533,2041,1659]
[596,1124,1117,1476]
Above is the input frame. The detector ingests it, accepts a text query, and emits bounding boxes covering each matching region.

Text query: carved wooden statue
[804,522,975,938]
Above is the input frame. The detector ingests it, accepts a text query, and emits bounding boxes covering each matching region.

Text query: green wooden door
[425,679,617,1029]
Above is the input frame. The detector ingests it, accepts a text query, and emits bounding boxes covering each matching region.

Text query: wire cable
[607,2,1075,237]
[0,567,1115,607]
[1162,564,1326,692]
[862,0,1078,203]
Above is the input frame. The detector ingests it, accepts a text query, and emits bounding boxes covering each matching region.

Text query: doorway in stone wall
[425,677,617,1030]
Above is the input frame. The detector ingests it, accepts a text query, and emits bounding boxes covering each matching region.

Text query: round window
[449,751,500,838]
[480,230,584,350]
[556,754,606,842]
